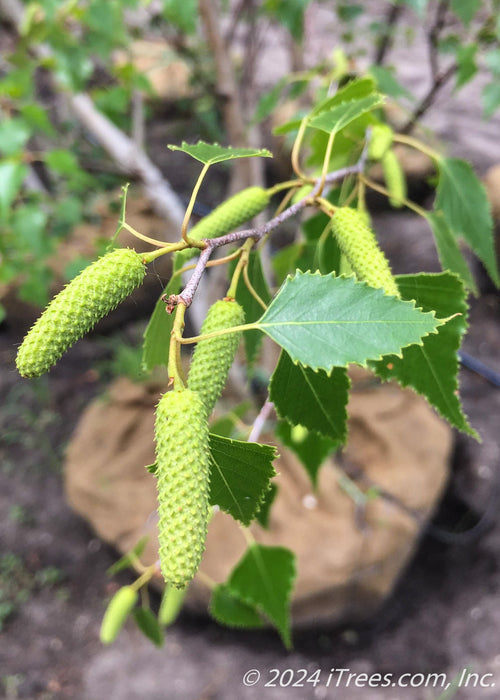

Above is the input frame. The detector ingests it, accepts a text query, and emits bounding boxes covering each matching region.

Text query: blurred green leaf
[455,45,477,89]
[262,0,311,40]
[427,212,476,293]
[450,0,480,25]
[435,157,499,286]
[210,585,266,628]
[132,608,164,647]
[368,65,414,100]
[482,82,500,117]
[162,0,199,34]
[12,205,49,256]
[276,420,337,485]
[0,161,27,220]
[0,119,31,156]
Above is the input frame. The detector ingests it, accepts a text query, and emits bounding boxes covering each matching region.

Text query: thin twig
[248,400,274,443]
[167,155,370,309]
[373,3,403,65]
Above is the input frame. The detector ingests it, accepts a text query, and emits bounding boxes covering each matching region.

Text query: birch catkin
[154,389,211,588]
[332,207,400,297]
[16,248,146,377]
[188,299,245,415]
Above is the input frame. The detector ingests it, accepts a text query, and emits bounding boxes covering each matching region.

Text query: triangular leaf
[231,251,272,366]
[308,95,384,135]
[256,271,445,371]
[225,544,296,648]
[427,211,477,293]
[132,608,164,647]
[273,77,377,135]
[270,350,349,444]
[209,434,277,526]
[210,584,266,628]
[168,141,272,165]
[276,420,337,485]
[435,157,499,286]
[371,272,478,438]
[310,76,377,118]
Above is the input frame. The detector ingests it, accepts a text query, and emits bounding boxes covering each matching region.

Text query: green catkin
[155,389,211,588]
[332,207,400,298]
[175,186,270,267]
[16,248,146,378]
[382,149,407,208]
[188,299,245,415]
[100,585,138,644]
[368,124,394,161]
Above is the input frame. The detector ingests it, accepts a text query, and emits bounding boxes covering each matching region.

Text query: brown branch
[373,4,404,65]
[400,62,456,134]
[166,153,369,309]
[199,0,259,192]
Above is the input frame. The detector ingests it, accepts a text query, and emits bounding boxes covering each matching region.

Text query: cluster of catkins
[15,176,399,590]
[15,186,269,589]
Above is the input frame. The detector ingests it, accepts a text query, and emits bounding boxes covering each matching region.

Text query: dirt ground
[2,6,500,699]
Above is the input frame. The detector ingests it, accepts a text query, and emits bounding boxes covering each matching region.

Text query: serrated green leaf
[371,272,478,438]
[427,211,476,293]
[308,95,384,135]
[273,77,376,134]
[435,157,499,286]
[141,274,181,372]
[167,141,272,165]
[270,351,349,444]
[231,251,271,366]
[209,434,277,526]
[271,242,302,283]
[276,420,336,485]
[450,0,480,24]
[310,76,377,118]
[255,483,277,529]
[225,544,296,648]
[132,608,164,647]
[256,271,444,371]
[106,536,149,576]
[210,585,266,628]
